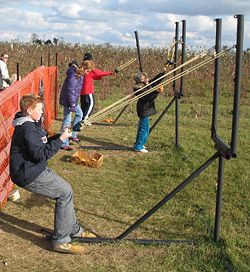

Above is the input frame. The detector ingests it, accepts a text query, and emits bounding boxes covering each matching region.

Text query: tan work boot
[80,231,97,238]
[53,243,85,254]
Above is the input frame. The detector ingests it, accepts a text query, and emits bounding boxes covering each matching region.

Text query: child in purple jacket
[59,62,84,150]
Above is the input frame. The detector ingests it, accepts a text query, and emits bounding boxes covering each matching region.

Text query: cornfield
[1,41,249,104]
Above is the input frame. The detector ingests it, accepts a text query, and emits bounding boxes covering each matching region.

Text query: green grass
[0,93,249,272]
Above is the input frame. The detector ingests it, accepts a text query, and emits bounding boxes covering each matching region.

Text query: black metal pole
[230,15,244,156]
[55,52,58,66]
[173,22,179,92]
[116,152,219,240]
[174,22,180,147]
[48,52,51,67]
[175,96,179,147]
[54,52,58,119]
[40,57,43,66]
[74,237,194,245]
[112,104,129,124]
[211,19,222,137]
[40,227,193,245]
[180,20,186,96]
[212,19,223,242]
[16,63,20,81]
[149,97,175,134]
[113,31,143,124]
[214,155,225,241]
[134,31,143,72]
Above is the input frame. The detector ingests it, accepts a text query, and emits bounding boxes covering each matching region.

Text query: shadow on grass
[75,207,188,239]
[59,155,72,162]
[0,212,50,251]
[215,239,237,272]
[78,135,132,151]
[80,145,132,151]
[23,193,54,209]
[91,121,128,127]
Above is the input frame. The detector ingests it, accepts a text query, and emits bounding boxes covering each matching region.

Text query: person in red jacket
[80,55,115,125]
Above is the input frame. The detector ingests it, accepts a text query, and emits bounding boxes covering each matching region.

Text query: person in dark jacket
[133,70,165,153]
[59,62,84,150]
[10,94,96,254]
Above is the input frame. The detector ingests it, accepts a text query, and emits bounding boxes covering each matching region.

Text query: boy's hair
[20,94,43,114]
[82,60,94,71]
[133,72,148,83]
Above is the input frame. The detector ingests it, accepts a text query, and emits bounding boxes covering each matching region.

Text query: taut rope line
[88,51,208,122]
[86,49,228,124]
[116,58,137,72]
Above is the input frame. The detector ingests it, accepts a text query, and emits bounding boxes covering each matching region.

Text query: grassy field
[0,90,249,271]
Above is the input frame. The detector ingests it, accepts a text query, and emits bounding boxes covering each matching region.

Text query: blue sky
[0,0,249,49]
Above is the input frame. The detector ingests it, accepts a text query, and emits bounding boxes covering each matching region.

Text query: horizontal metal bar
[41,228,195,246]
[73,237,194,245]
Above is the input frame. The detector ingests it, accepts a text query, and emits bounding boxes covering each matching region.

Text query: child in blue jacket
[59,62,84,150]
[10,94,96,254]
[133,70,165,153]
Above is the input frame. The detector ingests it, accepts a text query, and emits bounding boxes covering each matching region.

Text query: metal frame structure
[112,30,143,124]
[149,20,186,148]
[74,15,244,245]
[134,30,143,73]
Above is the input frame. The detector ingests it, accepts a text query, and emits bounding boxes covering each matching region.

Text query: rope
[115,58,137,72]
[86,49,228,124]
[166,38,183,66]
[87,50,208,122]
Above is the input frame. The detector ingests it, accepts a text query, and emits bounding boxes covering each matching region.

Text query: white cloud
[1,8,48,30]
[0,1,249,49]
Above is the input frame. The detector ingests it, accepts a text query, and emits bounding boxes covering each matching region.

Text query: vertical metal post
[214,155,225,241]
[212,18,223,242]
[180,20,186,96]
[112,31,143,124]
[54,52,58,119]
[134,31,143,72]
[173,22,179,92]
[174,22,180,147]
[48,52,51,67]
[211,19,222,137]
[230,15,244,156]
[175,97,179,147]
[16,63,20,81]
[55,52,58,66]
[40,57,43,66]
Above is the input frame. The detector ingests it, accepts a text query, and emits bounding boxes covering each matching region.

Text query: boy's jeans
[134,117,149,151]
[24,167,83,246]
[61,105,83,147]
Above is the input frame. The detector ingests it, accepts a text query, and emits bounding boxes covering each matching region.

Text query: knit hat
[68,60,79,67]
[83,53,93,61]
[133,71,148,83]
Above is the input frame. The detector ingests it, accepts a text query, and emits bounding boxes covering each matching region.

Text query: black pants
[80,94,95,121]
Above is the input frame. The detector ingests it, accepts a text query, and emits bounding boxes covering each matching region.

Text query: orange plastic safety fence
[0,66,57,209]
